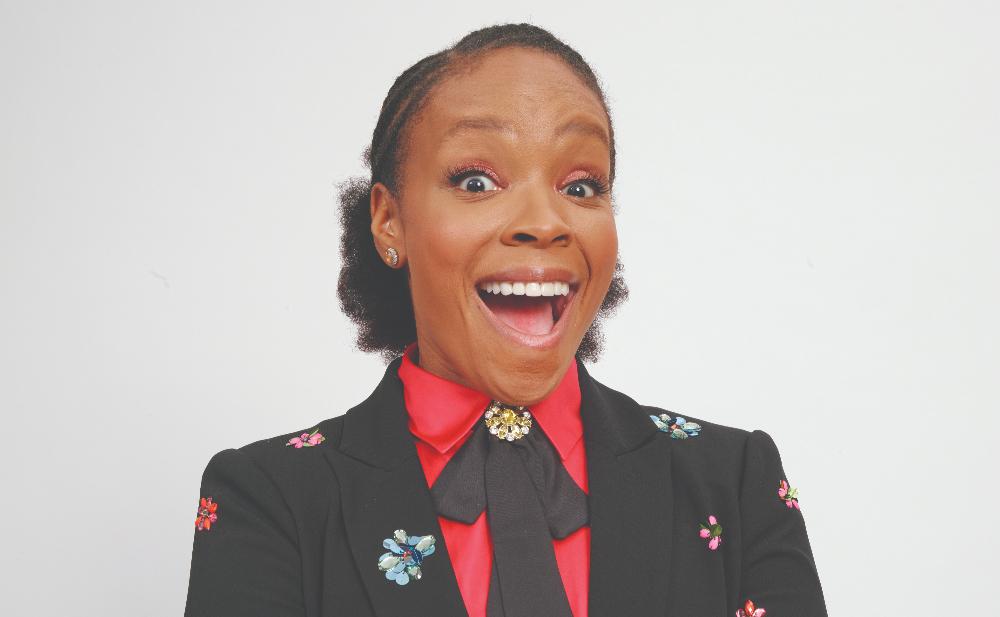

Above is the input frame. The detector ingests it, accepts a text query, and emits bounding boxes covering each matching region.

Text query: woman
[184,23,827,617]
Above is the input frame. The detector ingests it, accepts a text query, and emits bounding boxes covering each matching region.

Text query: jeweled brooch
[484,401,532,441]
[737,599,766,617]
[650,413,702,439]
[195,496,218,531]
[378,529,436,585]
[699,514,723,550]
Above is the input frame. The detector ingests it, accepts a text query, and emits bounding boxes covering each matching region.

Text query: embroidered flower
[286,428,325,448]
[377,529,436,585]
[650,413,702,439]
[699,514,723,550]
[195,497,218,531]
[778,479,800,509]
[737,599,766,617]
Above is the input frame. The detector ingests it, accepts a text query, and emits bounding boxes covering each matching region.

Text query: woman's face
[372,47,618,405]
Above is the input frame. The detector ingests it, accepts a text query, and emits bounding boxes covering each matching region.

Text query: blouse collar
[396,341,583,461]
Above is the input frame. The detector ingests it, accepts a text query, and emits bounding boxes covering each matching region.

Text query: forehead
[413,47,609,145]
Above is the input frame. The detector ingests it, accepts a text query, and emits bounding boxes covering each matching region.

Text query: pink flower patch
[778,479,800,509]
[699,514,723,550]
[736,599,766,617]
[286,428,325,448]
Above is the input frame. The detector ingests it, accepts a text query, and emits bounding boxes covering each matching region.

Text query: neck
[405,340,573,408]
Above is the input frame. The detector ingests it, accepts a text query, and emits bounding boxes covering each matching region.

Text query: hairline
[386,45,615,203]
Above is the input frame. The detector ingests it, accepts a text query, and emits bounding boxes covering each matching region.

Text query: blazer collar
[397,342,585,462]
[323,355,467,617]
[327,354,674,616]
[335,355,414,471]
[337,355,652,469]
[575,359,660,456]
[577,359,676,615]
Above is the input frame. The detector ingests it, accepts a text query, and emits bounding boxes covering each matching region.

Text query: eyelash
[446,164,500,189]
[445,165,611,196]
[574,172,611,196]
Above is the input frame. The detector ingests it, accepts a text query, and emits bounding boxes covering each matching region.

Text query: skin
[370,47,618,406]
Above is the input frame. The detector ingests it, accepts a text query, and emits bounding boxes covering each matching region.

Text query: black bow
[430,405,588,616]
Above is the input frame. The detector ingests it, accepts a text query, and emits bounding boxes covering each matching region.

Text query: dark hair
[336,23,628,363]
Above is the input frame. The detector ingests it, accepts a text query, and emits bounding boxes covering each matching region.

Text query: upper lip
[475,266,580,287]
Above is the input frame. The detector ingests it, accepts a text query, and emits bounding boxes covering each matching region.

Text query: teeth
[477,281,571,296]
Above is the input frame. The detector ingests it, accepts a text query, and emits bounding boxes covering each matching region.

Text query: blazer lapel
[578,360,675,615]
[322,357,467,617]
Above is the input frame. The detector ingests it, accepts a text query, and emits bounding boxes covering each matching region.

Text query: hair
[336,22,629,363]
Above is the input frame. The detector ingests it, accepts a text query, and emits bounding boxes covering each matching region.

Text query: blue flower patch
[377,529,436,585]
[650,413,702,439]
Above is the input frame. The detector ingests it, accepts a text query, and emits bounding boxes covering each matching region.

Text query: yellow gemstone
[484,401,532,441]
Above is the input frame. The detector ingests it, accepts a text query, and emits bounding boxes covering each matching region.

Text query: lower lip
[473,287,579,351]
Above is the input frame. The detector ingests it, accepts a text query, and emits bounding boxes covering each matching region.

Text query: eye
[448,167,501,193]
[562,181,596,198]
[458,174,498,192]
[561,173,610,199]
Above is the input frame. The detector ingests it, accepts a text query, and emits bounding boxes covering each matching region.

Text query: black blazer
[184,356,827,616]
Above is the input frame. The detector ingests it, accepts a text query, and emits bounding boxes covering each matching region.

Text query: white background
[2,1,997,615]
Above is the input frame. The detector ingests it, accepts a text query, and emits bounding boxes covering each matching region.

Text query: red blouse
[397,342,590,617]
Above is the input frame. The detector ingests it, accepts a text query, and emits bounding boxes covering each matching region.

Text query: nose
[500,183,572,248]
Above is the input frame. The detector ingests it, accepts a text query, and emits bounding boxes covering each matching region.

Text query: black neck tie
[429,402,588,617]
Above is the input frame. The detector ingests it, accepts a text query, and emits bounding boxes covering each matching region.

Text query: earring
[385,247,399,267]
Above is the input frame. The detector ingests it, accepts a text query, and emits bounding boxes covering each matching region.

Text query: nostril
[512,232,536,242]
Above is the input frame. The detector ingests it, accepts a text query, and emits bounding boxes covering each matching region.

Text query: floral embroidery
[650,413,702,439]
[699,514,723,550]
[378,529,436,585]
[195,497,218,531]
[778,479,800,509]
[286,428,325,448]
[737,599,766,617]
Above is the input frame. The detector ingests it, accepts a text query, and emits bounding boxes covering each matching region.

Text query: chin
[480,344,576,406]
[488,375,560,408]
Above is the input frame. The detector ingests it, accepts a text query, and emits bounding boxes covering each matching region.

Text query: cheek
[403,196,492,309]
[582,212,619,284]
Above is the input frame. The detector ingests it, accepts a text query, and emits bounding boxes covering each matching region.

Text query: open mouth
[475,280,575,338]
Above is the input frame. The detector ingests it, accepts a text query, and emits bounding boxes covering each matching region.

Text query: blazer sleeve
[739,430,828,616]
[184,448,305,617]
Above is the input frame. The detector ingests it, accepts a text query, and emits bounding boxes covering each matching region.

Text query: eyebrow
[553,118,610,147]
[443,116,514,139]
[442,115,609,146]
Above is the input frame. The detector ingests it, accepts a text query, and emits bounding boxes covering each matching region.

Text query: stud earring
[385,247,399,267]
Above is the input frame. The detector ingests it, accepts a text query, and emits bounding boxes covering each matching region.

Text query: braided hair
[337,23,629,363]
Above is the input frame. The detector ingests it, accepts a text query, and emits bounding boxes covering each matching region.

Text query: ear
[370,181,406,268]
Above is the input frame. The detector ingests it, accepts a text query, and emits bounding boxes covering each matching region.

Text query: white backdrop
[2,1,997,615]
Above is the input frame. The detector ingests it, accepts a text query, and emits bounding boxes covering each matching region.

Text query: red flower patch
[736,599,766,616]
[195,496,218,531]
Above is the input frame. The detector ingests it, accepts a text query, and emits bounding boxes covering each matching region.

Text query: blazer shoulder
[636,400,781,487]
[235,414,347,460]
[584,367,758,459]
[198,415,347,513]
[639,401,753,448]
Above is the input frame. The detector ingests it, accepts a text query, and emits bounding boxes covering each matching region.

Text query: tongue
[482,294,555,335]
